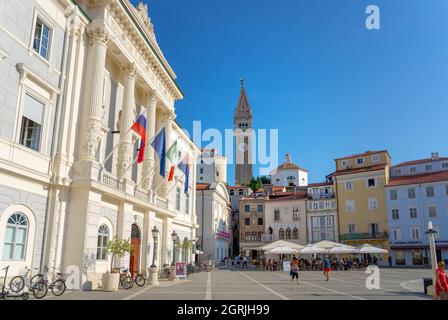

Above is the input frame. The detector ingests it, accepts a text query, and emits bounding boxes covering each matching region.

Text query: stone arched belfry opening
[233,80,253,186]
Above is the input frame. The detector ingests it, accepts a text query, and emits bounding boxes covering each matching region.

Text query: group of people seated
[254,256,378,271]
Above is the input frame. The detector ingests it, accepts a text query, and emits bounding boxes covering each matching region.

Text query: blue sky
[133,0,448,184]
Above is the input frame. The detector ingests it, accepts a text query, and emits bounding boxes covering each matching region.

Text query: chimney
[431,152,439,160]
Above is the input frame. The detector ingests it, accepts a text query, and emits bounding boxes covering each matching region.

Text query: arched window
[293,208,300,221]
[279,228,285,240]
[286,228,292,240]
[96,224,109,261]
[293,228,299,239]
[3,213,28,260]
[268,227,273,235]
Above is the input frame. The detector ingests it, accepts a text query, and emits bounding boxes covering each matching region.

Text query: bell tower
[233,79,253,186]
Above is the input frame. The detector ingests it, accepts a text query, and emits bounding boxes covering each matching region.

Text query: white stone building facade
[270,154,308,187]
[0,0,199,289]
[196,182,231,264]
[196,148,227,184]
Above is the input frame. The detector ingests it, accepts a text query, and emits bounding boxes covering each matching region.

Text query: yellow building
[333,150,391,262]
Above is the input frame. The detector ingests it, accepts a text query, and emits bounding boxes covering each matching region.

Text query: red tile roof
[274,163,308,172]
[308,182,333,187]
[332,164,388,177]
[391,157,448,168]
[334,150,391,161]
[268,191,308,201]
[386,171,448,187]
[196,183,211,190]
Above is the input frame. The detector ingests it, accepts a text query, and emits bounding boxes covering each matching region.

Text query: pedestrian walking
[290,258,299,284]
[243,256,248,269]
[323,255,332,281]
[435,261,448,300]
[236,255,240,269]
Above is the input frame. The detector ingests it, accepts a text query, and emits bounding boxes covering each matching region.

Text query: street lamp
[151,226,159,268]
[171,231,179,266]
[426,221,438,295]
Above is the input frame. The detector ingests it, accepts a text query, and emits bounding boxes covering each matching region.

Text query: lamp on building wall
[171,231,179,266]
[151,226,159,268]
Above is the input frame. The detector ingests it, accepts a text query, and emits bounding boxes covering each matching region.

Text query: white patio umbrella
[266,246,301,254]
[299,245,328,254]
[261,240,304,251]
[328,245,358,254]
[313,240,354,250]
[356,244,388,254]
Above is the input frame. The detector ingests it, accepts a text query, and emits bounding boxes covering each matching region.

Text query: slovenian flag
[177,154,190,193]
[150,127,166,177]
[130,114,147,164]
[166,140,178,182]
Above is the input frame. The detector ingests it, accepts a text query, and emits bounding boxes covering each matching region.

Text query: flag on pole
[166,140,178,182]
[150,127,166,177]
[130,114,147,163]
[177,154,190,193]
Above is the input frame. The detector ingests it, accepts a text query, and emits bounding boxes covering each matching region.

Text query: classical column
[78,21,109,162]
[141,93,158,191]
[154,110,175,197]
[117,63,137,180]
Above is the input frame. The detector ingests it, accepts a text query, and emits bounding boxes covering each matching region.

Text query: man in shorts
[323,255,331,281]
[290,258,299,284]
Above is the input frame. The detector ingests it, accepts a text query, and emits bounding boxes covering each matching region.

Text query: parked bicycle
[158,266,171,279]
[9,266,48,299]
[30,266,66,296]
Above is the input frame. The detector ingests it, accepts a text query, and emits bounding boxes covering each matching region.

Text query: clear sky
[132,0,448,184]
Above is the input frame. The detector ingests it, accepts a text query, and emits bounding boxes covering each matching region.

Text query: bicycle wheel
[51,280,66,296]
[30,274,42,287]
[9,276,25,293]
[32,281,48,299]
[121,276,133,289]
[135,275,145,287]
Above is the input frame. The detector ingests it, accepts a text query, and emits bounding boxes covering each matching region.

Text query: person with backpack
[290,257,299,284]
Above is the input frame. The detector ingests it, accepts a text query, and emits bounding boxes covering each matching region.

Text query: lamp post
[147,226,160,286]
[426,221,438,298]
[151,226,159,268]
[169,231,179,281]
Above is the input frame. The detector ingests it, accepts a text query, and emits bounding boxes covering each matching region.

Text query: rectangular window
[426,186,435,197]
[185,193,190,214]
[229,189,234,196]
[372,155,379,163]
[410,167,416,173]
[200,168,203,174]
[258,232,262,241]
[292,208,299,220]
[390,190,397,200]
[428,206,437,218]
[356,158,364,164]
[367,178,376,188]
[410,227,421,240]
[395,169,401,175]
[446,184,448,196]
[244,218,250,226]
[409,207,418,219]
[346,200,355,213]
[245,232,250,241]
[176,188,181,211]
[368,198,378,210]
[20,94,44,151]
[426,165,432,171]
[325,216,333,227]
[33,18,52,60]
[342,160,349,167]
[257,205,263,212]
[345,181,352,190]
[392,209,399,220]
[274,209,280,221]
[408,188,416,199]
[312,202,319,210]
[348,224,356,234]
[239,189,244,195]
[258,218,263,225]
[392,228,401,241]
[244,205,250,212]
[442,162,448,169]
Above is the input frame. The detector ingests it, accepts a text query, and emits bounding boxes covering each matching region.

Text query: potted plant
[102,237,134,292]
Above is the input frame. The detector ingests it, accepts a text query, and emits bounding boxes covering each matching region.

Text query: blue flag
[177,154,190,193]
[150,127,166,177]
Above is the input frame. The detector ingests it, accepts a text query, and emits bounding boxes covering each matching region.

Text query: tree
[106,238,134,273]
[249,176,262,192]
[260,176,271,185]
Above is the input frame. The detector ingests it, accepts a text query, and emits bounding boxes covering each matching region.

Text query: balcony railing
[101,171,124,192]
[340,232,388,241]
[310,193,335,200]
[262,235,274,242]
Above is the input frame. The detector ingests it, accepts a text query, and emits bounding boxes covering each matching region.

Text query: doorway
[129,224,141,276]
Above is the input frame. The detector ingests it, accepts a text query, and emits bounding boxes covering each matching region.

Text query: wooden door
[129,224,141,276]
